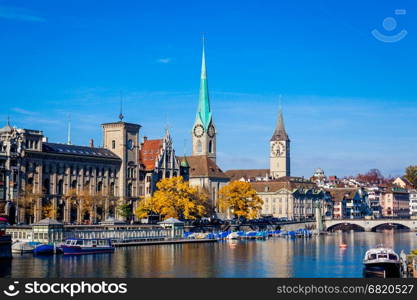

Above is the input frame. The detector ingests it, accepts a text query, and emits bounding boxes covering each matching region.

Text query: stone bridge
[324,219,417,232]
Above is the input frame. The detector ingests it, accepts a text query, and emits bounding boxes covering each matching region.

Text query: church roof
[271,107,289,141]
[177,155,229,179]
[250,177,317,193]
[224,169,270,181]
[195,38,212,130]
[42,143,120,160]
[139,139,163,171]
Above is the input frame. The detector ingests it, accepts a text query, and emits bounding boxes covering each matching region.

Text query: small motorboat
[33,243,57,255]
[226,232,240,240]
[12,241,40,254]
[61,238,115,255]
[363,246,401,278]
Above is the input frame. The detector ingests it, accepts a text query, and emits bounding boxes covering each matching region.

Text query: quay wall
[0,235,12,259]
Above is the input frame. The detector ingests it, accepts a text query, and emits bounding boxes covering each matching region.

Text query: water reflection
[2,230,416,278]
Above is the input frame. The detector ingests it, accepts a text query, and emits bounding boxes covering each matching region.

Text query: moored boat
[12,241,40,254]
[61,238,115,255]
[363,246,401,278]
[33,244,56,255]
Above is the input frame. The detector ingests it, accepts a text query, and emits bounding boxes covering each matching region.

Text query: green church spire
[196,36,212,130]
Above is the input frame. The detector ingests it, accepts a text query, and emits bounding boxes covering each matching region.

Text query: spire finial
[6,115,10,127]
[119,91,124,122]
[67,114,72,145]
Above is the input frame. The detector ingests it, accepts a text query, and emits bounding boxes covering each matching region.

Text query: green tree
[117,203,132,220]
[405,166,417,188]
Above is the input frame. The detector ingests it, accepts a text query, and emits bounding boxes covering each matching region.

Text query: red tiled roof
[139,139,163,171]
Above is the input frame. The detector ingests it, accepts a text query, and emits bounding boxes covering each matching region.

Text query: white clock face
[193,124,204,137]
[271,142,280,157]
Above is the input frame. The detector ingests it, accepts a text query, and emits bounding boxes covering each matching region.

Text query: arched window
[43,179,50,195]
[71,180,77,189]
[97,181,103,195]
[197,140,202,153]
[57,180,63,195]
[209,140,213,153]
[127,183,132,197]
[110,182,115,196]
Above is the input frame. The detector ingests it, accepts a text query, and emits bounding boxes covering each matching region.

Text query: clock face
[127,139,134,150]
[279,141,286,153]
[207,125,215,137]
[193,124,204,138]
[271,142,280,157]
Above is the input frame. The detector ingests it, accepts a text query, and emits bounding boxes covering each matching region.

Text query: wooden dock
[112,238,218,247]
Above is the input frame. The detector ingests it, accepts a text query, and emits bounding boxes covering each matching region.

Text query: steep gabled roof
[139,139,163,171]
[177,155,229,179]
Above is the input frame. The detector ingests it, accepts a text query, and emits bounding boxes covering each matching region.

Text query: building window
[209,140,213,153]
[112,140,116,149]
[197,140,202,153]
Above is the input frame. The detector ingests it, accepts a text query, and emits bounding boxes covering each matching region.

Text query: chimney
[143,136,148,143]
[89,139,94,148]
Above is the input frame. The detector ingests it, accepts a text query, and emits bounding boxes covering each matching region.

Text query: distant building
[381,187,410,217]
[0,118,141,224]
[327,188,368,219]
[393,177,414,189]
[251,177,332,221]
[410,190,417,216]
[224,169,269,182]
[366,187,382,218]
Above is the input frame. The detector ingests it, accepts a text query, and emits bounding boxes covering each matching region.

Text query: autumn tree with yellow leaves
[218,181,263,220]
[135,176,208,220]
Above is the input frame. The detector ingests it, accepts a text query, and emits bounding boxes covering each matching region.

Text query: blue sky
[0,0,416,177]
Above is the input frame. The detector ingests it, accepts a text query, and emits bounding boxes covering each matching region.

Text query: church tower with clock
[192,38,216,163]
[270,106,290,179]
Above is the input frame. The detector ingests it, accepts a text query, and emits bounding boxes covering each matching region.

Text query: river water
[1,230,416,278]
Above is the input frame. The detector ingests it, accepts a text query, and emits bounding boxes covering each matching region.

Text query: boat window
[378,254,387,259]
[71,240,77,246]
[389,254,397,260]
[76,240,83,246]
[369,254,377,260]
[66,240,72,245]
[92,240,97,245]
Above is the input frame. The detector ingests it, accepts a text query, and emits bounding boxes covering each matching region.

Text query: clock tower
[192,38,216,162]
[270,106,290,179]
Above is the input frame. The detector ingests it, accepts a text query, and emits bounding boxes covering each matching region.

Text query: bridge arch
[326,222,365,232]
[369,222,411,231]
[324,219,417,232]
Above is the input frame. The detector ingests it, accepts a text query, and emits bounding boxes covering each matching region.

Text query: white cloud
[11,107,38,116]
[0,6,46,22]
[156,58,171,64]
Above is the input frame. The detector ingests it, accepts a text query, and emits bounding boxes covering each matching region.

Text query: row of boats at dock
[184,228,314,240]
[12,228,313,256]
[12,238,114,255]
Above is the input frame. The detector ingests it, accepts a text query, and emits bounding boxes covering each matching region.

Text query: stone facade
[0,119,143,224]
[139,129,180,198]
[251,177,332,220]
